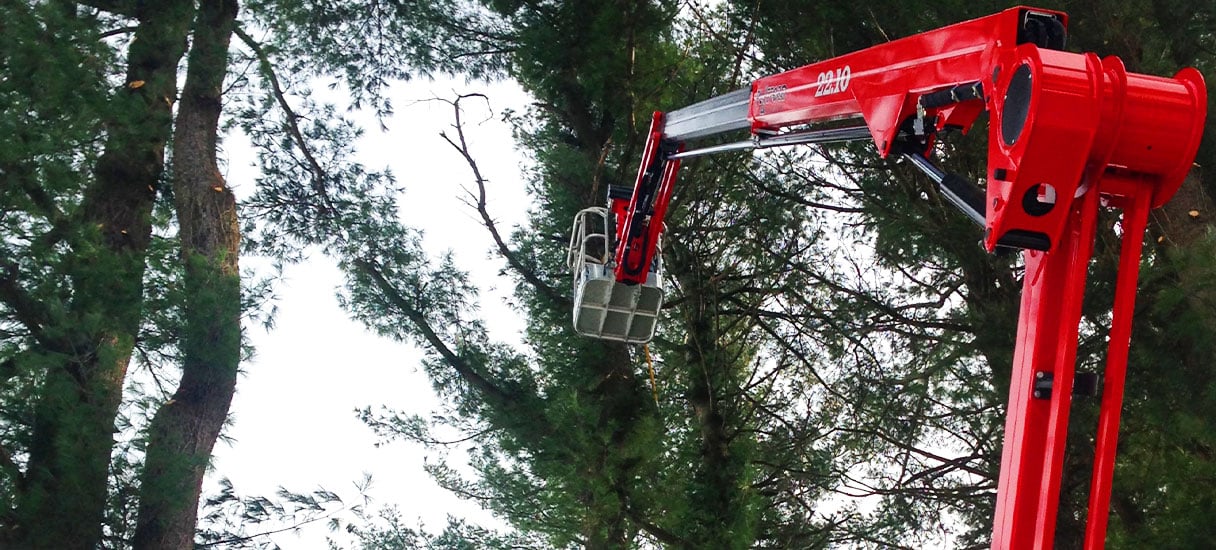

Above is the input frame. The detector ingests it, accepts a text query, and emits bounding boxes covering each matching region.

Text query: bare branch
[744,169,865,213]
[99,25,139,39]
[439,94,571,308]
[752,316,851,404]
[836,426,991,480]
[787,261,972,334]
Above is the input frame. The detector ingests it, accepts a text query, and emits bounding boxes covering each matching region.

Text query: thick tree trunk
[1152,168,1212,249]
[585,343,643,550]
[674,262,755,550]
[15,3,193,548]
[133,0,241,547]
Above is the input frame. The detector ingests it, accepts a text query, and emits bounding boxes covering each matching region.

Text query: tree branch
[233,26,335,216]
[196,505,346,548]
[788,261,972,334]
[439,94,571,308]
[3,162,65,222]
[837,426,991,480]
[76,0,135,16]
[99,25,139,39]
[2,161,76,250]
[352,258,516,408]
[0,255,52,342]
[752,316,851,404]
[623,505,684,547]
[744,169,865,213]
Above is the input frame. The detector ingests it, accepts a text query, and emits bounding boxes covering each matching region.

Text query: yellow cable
[643,344,658,406]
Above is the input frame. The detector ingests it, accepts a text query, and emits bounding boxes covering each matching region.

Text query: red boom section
[995,65,1205,545]
[747,6,1205,253]
[749,6,1045,153]
[613,112,682,285]
[614,112,664,284]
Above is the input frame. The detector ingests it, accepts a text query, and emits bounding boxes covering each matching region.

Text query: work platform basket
[566,207,663,343]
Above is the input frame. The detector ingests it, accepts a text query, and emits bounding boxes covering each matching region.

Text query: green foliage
[195,477,347,549]
[344,507,543,549]
[245,0,514,116]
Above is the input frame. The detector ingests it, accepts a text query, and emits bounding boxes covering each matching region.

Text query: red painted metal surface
[613,112,662,284]
[606,7,1207,548]
[1083,184,1150,550]
[749,7,1060,155]
[987,47,1205,549]
[614,112,682,285]
[983,50,1207,253]
[992,187,1099,549]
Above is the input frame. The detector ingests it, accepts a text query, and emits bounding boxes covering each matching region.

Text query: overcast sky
[207,76,534,548]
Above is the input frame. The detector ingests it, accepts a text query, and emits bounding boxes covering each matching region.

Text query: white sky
[208,77,534,548]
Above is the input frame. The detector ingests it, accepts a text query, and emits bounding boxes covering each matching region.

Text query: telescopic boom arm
[568,5,1207,549]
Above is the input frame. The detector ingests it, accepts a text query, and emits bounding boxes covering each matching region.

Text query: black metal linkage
[668,125,873,160]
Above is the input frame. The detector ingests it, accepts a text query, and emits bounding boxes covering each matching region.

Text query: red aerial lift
[565,6,1207,549]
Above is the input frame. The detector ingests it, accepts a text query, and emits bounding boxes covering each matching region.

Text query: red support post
[992,187,1100,549]
[615,113,683,286]
[1083,183,1152,549]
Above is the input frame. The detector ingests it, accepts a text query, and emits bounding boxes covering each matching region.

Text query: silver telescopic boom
[663,88,752,141]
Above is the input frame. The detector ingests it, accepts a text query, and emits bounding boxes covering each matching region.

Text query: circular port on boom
[1021,182,1057,216]
[1001,64,1033,146]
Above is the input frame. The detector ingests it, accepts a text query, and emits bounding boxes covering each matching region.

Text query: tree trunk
[133,0,241,547]
[674,259,755,549]
[585,342,643,550]
[16,2,193,548]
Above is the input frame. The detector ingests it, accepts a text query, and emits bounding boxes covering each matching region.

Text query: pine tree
[2,0,403,545]
[2,2,198,546]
